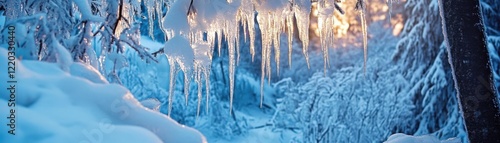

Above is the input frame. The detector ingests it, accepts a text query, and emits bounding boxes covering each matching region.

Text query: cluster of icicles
[144,0,368,116]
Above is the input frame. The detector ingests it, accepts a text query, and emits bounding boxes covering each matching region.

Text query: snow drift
[384,133,460,143]
[0,48,206,143]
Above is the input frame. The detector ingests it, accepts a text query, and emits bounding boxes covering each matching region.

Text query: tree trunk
[438,0,500,142]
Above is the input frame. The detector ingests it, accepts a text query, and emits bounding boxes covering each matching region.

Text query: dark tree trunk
[438,0,500,142]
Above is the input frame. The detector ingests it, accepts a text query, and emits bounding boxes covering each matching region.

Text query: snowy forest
[0,0,499,142]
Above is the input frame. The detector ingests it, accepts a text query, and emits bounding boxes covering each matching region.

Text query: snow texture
[71,0,104,21]
[0,48,206,143]
[384,133,460,143]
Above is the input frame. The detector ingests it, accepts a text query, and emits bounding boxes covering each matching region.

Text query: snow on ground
[384,133,461,143]
[0,48,206,143]
[197,106,295,143]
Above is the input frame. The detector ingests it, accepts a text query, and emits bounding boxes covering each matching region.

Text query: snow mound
[69,62,109,84]
[384,133,461,143]
[0,48,206,143]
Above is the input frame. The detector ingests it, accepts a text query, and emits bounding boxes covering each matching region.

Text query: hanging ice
[254,0,290,108]
[294,0,312,69]
[356,0,368,73]
[189,0,240,114]
[193,42,212,117]
[151,0,370,115]
[144,0,156,39]
[238,0,256,61]
[163,36,194,116]
[316,0,337,75]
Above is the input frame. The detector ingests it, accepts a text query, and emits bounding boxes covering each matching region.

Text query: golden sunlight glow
[308,0,406,48]
[391,14,404,36]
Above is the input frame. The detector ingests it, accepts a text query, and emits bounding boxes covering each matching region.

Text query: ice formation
[356,0,368,73]
[154,0,360,113]
[193,42,213,117]
[316,0,337,75]
[163,36,194,116]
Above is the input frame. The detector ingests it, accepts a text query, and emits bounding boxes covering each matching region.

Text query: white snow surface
[384,133,461,143]
[162,0,191,38]
[0,48,206,143]
[164,36,194,73]
[71,0,104,21]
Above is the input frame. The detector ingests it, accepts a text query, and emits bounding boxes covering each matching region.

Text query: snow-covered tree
[270,0,474,142]
[0,0,156,82]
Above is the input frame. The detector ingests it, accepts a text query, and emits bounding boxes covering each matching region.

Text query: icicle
[273,14,282,76]
[287,13,294,69]
[228,37,236,115]
[184,71,191,106]
[257,14,269,108]
[167,59,177,116]
[164,36,194,116]
[217,30,222,56]
[359,0,368,74]
[192,40,213,116]
[249,15,256,62]
[241,15,248,42]
[144,0,156,40]
[260,44,266,108]
[236,28,241,65]
[214,18,239,114]
[254,0,290,107]
[316,1,335,76]
[294,0,312,68]
[237,0,256,61]
[204,70,210,113]
[223,21,238,114]
[267,43,272,84]
[195,66,202,118]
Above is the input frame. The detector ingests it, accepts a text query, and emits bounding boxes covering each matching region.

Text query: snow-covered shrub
[0,0,156,79]
[270,0,468,141]
[272,45,466,142]
[273,65,414,142]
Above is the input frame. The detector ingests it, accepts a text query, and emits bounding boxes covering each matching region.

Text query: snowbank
[0,48,206,143]
[384,133,460,143]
